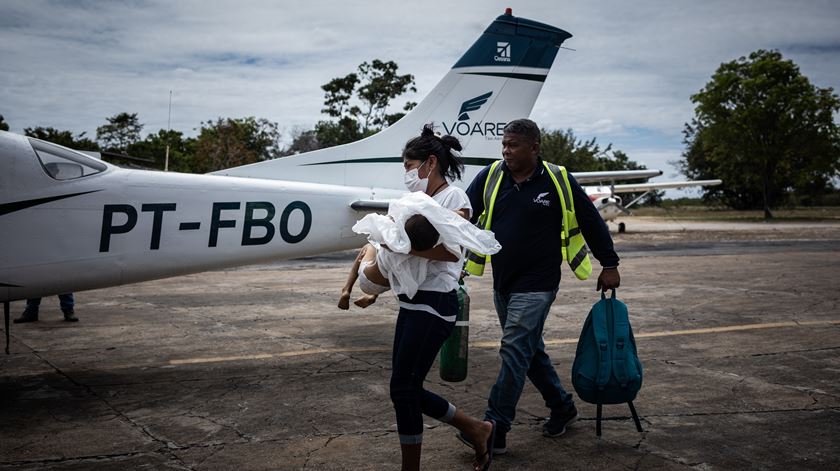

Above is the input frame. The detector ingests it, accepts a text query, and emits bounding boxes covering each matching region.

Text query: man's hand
[596,267,620,291]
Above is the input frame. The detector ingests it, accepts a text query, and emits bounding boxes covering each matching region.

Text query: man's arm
[567,173,621,290]
[465,165,490,224]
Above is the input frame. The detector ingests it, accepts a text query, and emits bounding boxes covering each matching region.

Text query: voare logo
[533,192,551,207]
[442,91,505,138]
[457,91,492,121]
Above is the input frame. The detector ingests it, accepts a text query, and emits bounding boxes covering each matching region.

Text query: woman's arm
[410,244,459,262]
[410,206,469,261]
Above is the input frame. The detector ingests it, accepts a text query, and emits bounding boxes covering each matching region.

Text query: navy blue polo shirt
[466,159,619,294]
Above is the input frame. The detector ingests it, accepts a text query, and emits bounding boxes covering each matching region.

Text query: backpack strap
[609,289,631,388]
[591,291,612,388]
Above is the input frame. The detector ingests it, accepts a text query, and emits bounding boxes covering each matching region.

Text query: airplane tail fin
[216,10,572,190]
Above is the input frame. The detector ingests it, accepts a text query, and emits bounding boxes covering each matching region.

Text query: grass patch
[633,206,840,221]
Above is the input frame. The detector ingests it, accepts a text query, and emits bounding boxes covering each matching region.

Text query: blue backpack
[571,290,643,435]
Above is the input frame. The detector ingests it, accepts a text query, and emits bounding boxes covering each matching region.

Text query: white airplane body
[1,132,405,301]
[1,10,719,308]
[584,179,722,223]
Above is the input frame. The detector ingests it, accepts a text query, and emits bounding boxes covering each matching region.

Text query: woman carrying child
[341,125,497,471]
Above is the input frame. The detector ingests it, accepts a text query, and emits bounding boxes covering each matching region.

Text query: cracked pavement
[2,219,839,470]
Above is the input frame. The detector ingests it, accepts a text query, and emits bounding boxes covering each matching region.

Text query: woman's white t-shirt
[418,185,473,293]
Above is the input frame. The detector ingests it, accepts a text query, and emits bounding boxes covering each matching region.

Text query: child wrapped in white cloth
[339,192,501,308]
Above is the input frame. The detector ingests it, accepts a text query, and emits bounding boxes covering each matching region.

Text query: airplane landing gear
[618,222,626,233]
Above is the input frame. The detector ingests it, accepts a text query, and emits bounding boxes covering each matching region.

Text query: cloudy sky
[2,0,839,192]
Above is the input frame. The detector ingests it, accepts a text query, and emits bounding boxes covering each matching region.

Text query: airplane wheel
[618,222,626,233]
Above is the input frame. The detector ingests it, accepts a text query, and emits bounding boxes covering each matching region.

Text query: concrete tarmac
[2,218,839,470]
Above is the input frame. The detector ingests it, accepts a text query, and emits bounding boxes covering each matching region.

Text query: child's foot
[353,295,378,308]
[338,291,351,310]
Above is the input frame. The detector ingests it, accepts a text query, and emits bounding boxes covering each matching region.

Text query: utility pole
[165,90,172,171]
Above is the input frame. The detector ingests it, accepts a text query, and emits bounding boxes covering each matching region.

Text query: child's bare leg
[354,254,389,308]
[338,246,365,309]
[339,244,375,310]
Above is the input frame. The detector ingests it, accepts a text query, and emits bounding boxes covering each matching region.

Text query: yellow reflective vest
[464,160,592,280]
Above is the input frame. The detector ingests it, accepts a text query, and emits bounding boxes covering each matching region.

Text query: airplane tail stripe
[460,157,498,167]
[0,190,102,217]
[461,72,547,82]
[300,157,402,166]
[301,157,498,167]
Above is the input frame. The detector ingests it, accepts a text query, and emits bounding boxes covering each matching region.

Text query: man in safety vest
[458,119,620,455]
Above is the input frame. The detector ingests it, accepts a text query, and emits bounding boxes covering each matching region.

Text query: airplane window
[28,138,107,180]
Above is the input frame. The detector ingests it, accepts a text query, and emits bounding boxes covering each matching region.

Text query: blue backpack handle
[591,290,612,388]
[609,290,631,387]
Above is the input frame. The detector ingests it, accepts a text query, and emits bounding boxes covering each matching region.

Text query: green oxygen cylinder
[440,281,469,382]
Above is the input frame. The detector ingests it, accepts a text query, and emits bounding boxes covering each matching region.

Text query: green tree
[126,130,196,172]
[355,60,417,130]
[540,128,660,205]
[318,59,416,146]
[321,73,359,120]
[97,112,144,152]
[24,126,100,150]
[681,49,840,217]
[313,117,364,149]
[540,128,611,171]
[540,128,653,173]
[192,117,280,173]
[0,114,9,131]
[279,126,321,157]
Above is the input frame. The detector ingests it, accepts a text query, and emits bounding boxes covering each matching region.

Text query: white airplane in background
[1,9,719,344]
[581,177,722,232]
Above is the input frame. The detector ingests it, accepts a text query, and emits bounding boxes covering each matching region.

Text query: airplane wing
[572,170,663,183]
[610,179,722,193]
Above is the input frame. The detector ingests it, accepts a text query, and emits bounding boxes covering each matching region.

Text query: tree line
[3,49,837,216]
[681,49,840,216]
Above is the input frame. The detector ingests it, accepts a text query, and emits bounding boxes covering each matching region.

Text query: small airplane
[1,9,719,339]
[580,177,722,232]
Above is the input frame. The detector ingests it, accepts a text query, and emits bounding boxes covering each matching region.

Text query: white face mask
[404,160,429,192]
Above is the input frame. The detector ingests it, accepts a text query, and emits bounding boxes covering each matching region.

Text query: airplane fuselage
[1,132,402,302]
[586,186,624,222]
